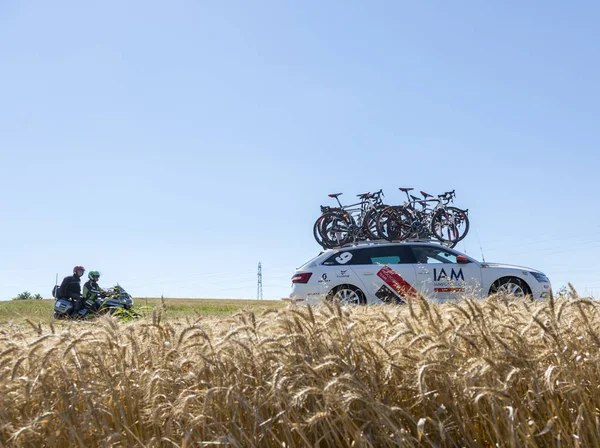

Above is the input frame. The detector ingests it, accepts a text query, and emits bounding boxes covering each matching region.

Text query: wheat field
[0,291,599,447]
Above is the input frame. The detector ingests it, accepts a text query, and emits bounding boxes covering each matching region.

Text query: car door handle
[361,272,374,276]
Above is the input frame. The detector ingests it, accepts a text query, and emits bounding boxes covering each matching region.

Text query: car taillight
[291,272,312,284]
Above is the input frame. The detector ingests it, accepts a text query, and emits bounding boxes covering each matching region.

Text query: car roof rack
[336,238,440,249]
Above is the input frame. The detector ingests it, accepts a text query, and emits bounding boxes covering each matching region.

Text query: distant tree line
[12,291,43,300]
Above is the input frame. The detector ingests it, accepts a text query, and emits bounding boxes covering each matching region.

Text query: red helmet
[73,265,85,273]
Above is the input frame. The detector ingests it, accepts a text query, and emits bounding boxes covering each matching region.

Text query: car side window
[323,250,361,266]
[323,246,415,266]
[368,246,415,265]
[411,246,459,264]
[371,255,400,264]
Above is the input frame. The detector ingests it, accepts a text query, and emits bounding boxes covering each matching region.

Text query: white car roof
[301,241,463,266]
[322,240,450,254]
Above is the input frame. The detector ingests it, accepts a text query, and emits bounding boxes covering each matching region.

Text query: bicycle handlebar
[437,190,456,202]
[356,189,384,201]
[321,188,455,214]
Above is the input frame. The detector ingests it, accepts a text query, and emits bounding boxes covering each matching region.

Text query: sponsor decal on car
[336,269,350,279]
[375,284,407,304]
[432,268,465,292]
[433,268,464,282]
[335,252,353,264]
[318,273,331,283]
[376,265,418,299]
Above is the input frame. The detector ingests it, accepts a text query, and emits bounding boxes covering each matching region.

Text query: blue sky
[1,1,599,300]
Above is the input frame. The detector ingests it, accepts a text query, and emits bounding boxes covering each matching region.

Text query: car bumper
[290,285,327,305]
[533,281,553,300]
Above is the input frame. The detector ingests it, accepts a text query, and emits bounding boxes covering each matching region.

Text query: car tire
[326,284,367,305]
[489,277,532,298]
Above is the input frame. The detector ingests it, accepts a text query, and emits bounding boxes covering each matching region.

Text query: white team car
[290,242,552,305]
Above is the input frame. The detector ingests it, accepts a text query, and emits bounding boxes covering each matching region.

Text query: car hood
[481,262,542,274]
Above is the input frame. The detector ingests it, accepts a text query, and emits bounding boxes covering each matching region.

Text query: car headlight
[531,272,550,283]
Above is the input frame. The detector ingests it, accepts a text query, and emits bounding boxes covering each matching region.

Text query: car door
[320,249,367,299]
[410,245,483,302]
[347,246,418,304]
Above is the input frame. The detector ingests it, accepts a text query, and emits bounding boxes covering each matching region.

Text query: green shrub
[13,291,31,300]
[12,291,43,300]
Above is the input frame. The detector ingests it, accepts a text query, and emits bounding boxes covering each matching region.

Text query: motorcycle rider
[58,266,85,313]
[83,270,106,312]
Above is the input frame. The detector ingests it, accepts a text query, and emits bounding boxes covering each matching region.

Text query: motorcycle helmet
[73,265,85,274]
[88,270,101,280]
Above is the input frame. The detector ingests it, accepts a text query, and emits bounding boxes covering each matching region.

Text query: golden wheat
[0,295,600,446]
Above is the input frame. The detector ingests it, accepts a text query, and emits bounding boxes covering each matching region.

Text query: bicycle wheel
[313,214,329,248]
[453,208,470,241]
[320,211,353,247]
[376,206,413,241]
[430,207,470,245]
[446,207,469,242]
[362,205,388,240]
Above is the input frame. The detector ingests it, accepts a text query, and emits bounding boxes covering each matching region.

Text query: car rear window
[323,250,358,265]
[297,252,326,269]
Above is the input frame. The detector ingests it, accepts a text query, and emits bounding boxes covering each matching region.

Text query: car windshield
[412,245,478,264]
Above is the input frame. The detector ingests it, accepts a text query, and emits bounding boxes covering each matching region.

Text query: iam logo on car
[376,265,418,299]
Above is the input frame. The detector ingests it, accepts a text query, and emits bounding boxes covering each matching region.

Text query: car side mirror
[456,255,470,264]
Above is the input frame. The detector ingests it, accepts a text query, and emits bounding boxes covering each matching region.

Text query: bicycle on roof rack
[312,188,470,249]
[376,188,469,248]
[313,190,387,248]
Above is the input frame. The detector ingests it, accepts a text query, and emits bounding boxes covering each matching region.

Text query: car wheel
[490,277,531,298]
[327,284,366,305]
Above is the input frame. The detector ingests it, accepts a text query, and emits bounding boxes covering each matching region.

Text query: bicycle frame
[327,190,384,227]
[315,188,468,248]
[391,189,459,242]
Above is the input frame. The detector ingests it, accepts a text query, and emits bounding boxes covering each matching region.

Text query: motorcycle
[53,284,140,320]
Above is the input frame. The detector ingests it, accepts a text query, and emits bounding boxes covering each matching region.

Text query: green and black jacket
[83,280,104,305]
